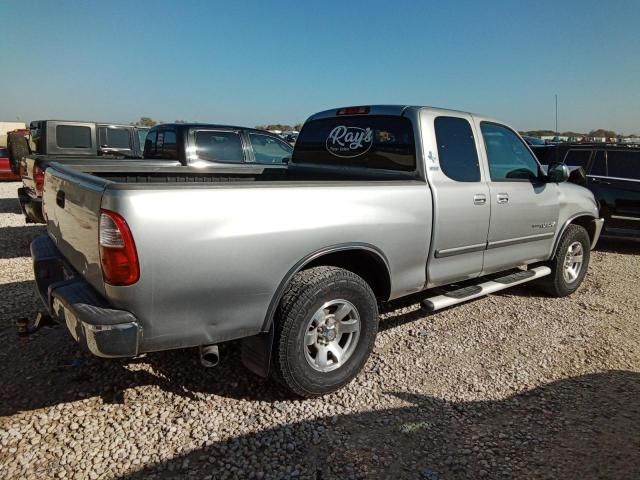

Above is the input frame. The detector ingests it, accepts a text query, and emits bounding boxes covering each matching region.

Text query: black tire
[272,266,378,397]
[537,224,591,297]
[7,133,30,176]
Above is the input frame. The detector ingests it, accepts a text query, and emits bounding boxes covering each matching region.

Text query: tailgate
[43,163,110,295]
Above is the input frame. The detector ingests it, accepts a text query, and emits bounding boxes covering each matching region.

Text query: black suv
[532,144,640,239]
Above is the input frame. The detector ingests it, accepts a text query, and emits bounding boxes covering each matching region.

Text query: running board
[421,266,551,312]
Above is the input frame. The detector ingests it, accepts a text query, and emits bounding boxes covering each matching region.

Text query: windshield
[248,133,292,164]
[293,116,416,171]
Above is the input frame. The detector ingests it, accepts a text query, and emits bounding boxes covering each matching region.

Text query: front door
[600,149,640,235]
[426,113,491,287]
[478,122,560,274]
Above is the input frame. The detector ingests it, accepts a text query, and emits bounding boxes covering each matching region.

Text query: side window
[143,130,157,158]
[56,125,92,149]
[248,133,292,164]
[591,151,606,176]
[607,151,640,179]
[194,130,244,163]
[162,130,177,159]
[434,116,480,182]
[563,149,591,168]
[480,123,540,181]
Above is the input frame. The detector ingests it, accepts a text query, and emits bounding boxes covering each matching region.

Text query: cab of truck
[28,120,145,158]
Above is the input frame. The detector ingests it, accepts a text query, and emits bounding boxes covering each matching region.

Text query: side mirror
[547,162,569,183]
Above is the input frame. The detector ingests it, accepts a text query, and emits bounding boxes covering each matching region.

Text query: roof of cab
[307,105,498,123]
[151,123,282,137]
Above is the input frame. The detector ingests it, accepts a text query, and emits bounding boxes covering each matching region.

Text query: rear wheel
[272,266,378,397]
[537,224,590,297]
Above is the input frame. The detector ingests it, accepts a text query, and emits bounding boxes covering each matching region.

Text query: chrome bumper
[31,235,141,358]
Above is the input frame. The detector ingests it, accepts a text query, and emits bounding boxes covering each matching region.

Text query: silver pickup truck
[33,105,603,397]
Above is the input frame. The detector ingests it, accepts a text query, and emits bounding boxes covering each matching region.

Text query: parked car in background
[284,133,298,145]
[18,122,292,223]
[0,121,26,146]
[0,146,20,180]
[532,143,640,239]
[33,105,601,397]
[522,135,546,146]
[17,120,149,223]
[143,123,293,166]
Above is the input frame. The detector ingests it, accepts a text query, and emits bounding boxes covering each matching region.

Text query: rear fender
[240,243,390,378]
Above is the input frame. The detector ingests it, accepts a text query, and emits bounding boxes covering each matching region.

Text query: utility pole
[555,94,558,135]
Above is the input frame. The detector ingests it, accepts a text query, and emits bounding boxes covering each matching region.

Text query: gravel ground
[0,180,638,480]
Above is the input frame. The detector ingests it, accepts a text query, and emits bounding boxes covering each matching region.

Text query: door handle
[473,194,486,205]
[496,193,509,204]
[591,177,611,185]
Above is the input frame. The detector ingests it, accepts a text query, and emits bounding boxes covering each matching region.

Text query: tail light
[336,106,370,115]
[99,209,140,286]
[33,165,45,194]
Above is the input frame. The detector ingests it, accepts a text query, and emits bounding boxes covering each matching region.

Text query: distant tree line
[521,128,637,138]
[130,117,303,131]
[255,123,303,131]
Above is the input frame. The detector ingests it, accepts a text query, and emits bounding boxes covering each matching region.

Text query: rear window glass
[105,128,131,149]
[195,130,244,163]
[0,147,7,157]
[143,130,157,157]
[293,116,416,171]
[56,125,91,149]
[434,116,480,182]
[162,130,177,159]
[607,150,640,179]
[563,149,591,168]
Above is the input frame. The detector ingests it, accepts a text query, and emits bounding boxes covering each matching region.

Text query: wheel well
[303,249,391,301]
[568,215,597,246]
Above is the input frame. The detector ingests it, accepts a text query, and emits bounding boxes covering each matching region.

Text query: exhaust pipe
[200,344,220,368]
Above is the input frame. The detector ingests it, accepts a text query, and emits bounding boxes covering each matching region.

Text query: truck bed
[62,162,413,186]
[42,161,430,353]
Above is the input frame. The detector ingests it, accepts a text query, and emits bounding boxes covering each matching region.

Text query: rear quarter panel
[101,182,432,352]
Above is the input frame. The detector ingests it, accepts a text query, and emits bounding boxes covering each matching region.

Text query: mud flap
[240,327,274,378]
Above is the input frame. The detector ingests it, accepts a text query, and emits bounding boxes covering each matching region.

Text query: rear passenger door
[478,122,559,273]
[426,113,491,287]
[602,150,640,233]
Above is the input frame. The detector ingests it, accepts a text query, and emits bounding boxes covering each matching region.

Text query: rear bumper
[591,217,605,249]
[31,235,141,358]
[18,187,45,223]
[0,160,20,181]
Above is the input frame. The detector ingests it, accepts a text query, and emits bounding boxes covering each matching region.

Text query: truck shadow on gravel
[0,330,298,416]
[114,370,640,480]
[0,196,22,214]
[0,280,41,329]
[0,297,556,415]
[0,225,46,258]
[596,238,640,255]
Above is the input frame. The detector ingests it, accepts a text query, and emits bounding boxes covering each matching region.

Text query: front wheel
[538,224,591,297]
[272,266,379,397]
